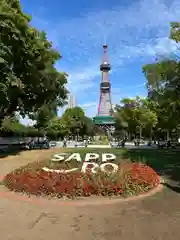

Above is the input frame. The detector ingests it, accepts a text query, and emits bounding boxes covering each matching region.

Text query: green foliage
[44,107,95,139]
[0,116,39,137]
[32,101,58,130]
[61,107,86,136]
[46,117,70,140]
[114,96,157,139]
[81,116,95,137]
[170,22,180,43]
[0,0,67,124]
[99,135,109,144]
[142,22,180,139]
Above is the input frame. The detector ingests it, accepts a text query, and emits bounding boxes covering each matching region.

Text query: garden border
[0,179,163,207]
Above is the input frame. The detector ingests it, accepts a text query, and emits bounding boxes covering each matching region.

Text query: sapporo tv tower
[93,44,115,135]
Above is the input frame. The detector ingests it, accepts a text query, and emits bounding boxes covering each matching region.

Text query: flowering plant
[3,163,160,199]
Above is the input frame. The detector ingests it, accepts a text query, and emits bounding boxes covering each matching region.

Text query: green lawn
[62,148,180,183]
[123,148,180,183]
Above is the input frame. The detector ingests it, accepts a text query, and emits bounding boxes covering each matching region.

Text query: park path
[0,150,180,240]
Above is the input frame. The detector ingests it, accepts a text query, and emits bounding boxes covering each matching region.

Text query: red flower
[3,162,159,198]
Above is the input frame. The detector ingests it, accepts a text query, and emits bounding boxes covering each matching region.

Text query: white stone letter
[81,162,99,174]
[85,153,99,162]
[102,153,116,162]
[100,163,118,173]
[51,153,67,162]
[65,153,82,163]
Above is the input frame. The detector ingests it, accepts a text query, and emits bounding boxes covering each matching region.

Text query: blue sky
[19,0,180,125]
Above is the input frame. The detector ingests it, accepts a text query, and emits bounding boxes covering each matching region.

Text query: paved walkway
[0,150,180,240]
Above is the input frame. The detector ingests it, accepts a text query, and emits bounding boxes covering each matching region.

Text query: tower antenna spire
[104,34,107,45]
[102,36,109,64]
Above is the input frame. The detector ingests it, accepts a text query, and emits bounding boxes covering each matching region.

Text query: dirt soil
[0,149,180,240]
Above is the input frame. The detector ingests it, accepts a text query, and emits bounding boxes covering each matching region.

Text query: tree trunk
[0,116,4,131]
[150,127,152,141]
[139,126,142,139]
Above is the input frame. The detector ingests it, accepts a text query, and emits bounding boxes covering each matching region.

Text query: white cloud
[47,0,180,92]
[80,102,97,108]
[67,67,99,92]
[28,0,180,118]
[19,116,36,126]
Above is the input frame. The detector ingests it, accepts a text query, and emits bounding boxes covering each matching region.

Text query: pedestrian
[63,138,67,148]
[84,139,87,147]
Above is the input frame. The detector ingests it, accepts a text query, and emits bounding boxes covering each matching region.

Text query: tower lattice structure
[98,44,113,116]
[93,44,115,135]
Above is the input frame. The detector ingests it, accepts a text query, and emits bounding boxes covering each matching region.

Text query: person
[84,139,87,147]
[121,139,126,148]
[63,138,67,148]
[117,140,121,148]
[167,140,171,148]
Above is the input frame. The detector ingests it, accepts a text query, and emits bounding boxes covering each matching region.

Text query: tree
[115,97,139,139]
[81,116,95,137]
[0,0,68,125]
[61,107,85,137]
[115,97,157,140]
[134,99,158,139]
[142,22,180,139]
[32,101,58,131]
[46,117,70,140]
[0,116,39,137]
[170,22,180,43]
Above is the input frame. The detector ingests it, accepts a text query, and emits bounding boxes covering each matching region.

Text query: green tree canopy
[142,22,180,139]
[114,97,157,139]
[0,0,68,124]
[0,116,39,137]
[61,107,85,135]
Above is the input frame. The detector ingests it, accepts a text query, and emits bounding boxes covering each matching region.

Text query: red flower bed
[3,163,160,198]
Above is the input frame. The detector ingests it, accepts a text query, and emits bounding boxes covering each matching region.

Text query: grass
[2,147,180,176]
[122,148,180,184]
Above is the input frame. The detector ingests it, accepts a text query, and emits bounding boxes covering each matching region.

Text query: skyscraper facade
[67,94,76,108]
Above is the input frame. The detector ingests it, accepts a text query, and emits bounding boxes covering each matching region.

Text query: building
[67,94,76,108]
[93,44,115,134]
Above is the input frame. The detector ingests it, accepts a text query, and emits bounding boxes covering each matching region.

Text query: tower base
[93,116,115,140]
[93,116,115,125]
